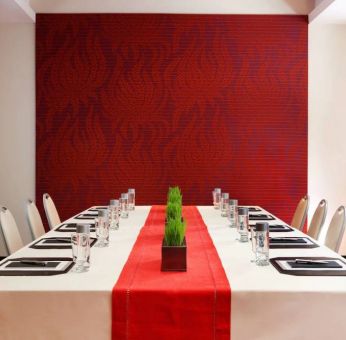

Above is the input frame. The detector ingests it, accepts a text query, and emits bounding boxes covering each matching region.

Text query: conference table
[1,205,346,340]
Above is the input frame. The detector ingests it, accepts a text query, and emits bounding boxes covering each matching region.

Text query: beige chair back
[325,206,346,252]
[43,193,61,229]
[307,199,327,240]
[291,195,310,230]
[0,207,24,254]
[26,200,46,239]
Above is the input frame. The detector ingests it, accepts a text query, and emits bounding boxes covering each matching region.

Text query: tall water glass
[220,193,229,217]
[213,188,221,209]
[120,193,129,218]
[227,199,238,228]
[108,199,120,230]
[71,224,90,273]
[128,188,135,210]
[237,207,249,242]
[255,222,270,266]
[249,224,257,262]
[95,210,109,247]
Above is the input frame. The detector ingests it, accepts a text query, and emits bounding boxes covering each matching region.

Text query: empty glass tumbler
[237,207,249,242]
[128,188,135,210]
[213,188,221,209]
[108,199,120,230]
[249,224,257,262]
[227,199,238,228]
[71,224,91,273]
[255,222,270,266]
[95,210,110,247]
[120,193,129,218]
[220,193,229,217]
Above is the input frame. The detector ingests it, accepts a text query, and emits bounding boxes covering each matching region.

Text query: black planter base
[161,237,187,272]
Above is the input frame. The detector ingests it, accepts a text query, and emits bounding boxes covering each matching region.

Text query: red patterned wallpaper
[36,14,307,223]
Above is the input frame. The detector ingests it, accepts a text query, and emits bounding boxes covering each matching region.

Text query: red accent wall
[36,14,307,223]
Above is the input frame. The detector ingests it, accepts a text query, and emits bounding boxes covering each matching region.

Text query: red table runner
[112,206,231,339]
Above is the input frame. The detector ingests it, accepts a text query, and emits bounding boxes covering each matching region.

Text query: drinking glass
[71,224,90,273]
[237,207,249,242]
[95,210,109,247]
[220,193,229,217]
[120,193,129,218]
[128,188,135,210]
[255,222,270,266]
[249,224,257,262]
[227,199,238,228]
[212,188,221,209]
[108,199,120,230]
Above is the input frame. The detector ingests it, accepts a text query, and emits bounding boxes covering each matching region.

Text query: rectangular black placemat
[249,224,294,232]
[249,214,275,221]
[0,257,74,276]
[239,206,262,212]
[30,237,97,249]
[271,238,307,244]
[248,207,262,212]
[269,224,294,232]
[75,213,97,219]
[288,260,341,269]
[269,237,319,249]
[88,206,108,212]
[56,223,95,232]
[270,257,346,276]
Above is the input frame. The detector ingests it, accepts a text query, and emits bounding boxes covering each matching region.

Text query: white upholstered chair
[325,206,346,253]
[307,199,327,240]
[26,199,46,239]
[43,193,61,229]
[291,195,309,230]
[0,207,24,254]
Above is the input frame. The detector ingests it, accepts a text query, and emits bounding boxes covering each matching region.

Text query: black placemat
[242,207,262,212]
[269,237,319,249]
[30,237,97,249]
[88,206,108,212]
[250,224,294,232]
[0,257,74,276]
[288,260,341,269]
[271,238,307,244]
[270,257,346,276]
[75,213,97,219]
[249,214,275,221]
[269,224,294,232]
[56,223,96,232]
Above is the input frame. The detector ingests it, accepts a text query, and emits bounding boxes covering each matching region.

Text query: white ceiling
[1,0,345,24]
[312,0,346,23]
[0,0,34,23]
[28,0,315,14]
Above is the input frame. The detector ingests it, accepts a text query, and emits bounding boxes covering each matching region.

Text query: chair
[26,199,46,239]
[0,207,24,254]
[325,206,346,252]
[307,199,327,240]
[291,195,310,230]
[43,193,61,229]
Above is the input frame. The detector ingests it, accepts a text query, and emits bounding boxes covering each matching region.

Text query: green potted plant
[161,187,187,272]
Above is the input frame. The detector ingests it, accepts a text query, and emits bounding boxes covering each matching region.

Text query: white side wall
[0,24,35,254]
[308,23,346,253]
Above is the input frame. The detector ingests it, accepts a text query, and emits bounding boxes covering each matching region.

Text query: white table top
[0,206,152,291]
[197,206,346,340]
[1,205,346,340]
[198,206,346,293]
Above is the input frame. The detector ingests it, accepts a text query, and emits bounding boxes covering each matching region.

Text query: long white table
[0,206,152,340]
[198,206,346,340]
[1,205,346,340]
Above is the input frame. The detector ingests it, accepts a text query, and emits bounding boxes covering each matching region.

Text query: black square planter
[161,237,187,272]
